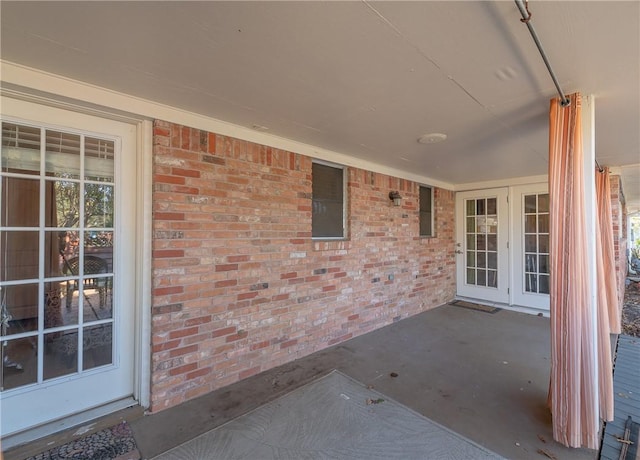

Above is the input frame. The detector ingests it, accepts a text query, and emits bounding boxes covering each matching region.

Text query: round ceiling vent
[417,133,447,144]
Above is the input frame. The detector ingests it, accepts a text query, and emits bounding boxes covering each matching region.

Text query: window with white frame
[419,186,434,237]
[312,162,345,238]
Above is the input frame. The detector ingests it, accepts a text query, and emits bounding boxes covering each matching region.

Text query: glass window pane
[45,282,77,327]
[526,274,538,293]
[466,217,475,234]
[1,283,39,334]
[466,199,475,216]
[45,130,80,179]
[84,231,113,269]
[312,163,344,238]
[419,211,432,237]
[476,199,486,216]
[486,216,498,234]
[85,137,114,182]
[538,214,549,234]
[466,251,476,268]
[1,231,39,281]
[466,234,475,250]
[44,330,78,380]
[83,324,113,370]
[525,235,537,252]
[539,255,549,274]
[1,177,40,227]
[477,252,486,268]
[477,269,486,286]
[538,194,549,213]
[477,234,486,251]
[487,198,497,215]
[83,277,113,321]
[1,337,38,391]
[524,195,537,213]
[85,184,114,228]
[466,268,476,285]
[2,122,41,175]
[488,252,497,270]
[46,181,80,228]
[487,234,497,251]
[539,275,550,294]
[476,216,486,233]
[525,215,537,233]
[487,270,497,288]
[539,235,549,254]
[525,254,537,272]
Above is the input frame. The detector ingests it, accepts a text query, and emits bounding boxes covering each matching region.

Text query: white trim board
[0,60,453,191]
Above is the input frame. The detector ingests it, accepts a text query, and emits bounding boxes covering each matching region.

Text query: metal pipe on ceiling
[514,0,571,107]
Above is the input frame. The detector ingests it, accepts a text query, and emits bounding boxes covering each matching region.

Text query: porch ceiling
[1,1,639,211]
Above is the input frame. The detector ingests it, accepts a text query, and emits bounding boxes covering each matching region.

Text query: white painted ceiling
[1,1,639,211]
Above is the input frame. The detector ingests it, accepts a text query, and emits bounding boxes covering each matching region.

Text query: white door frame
[0,94,151,446]
[455,188,510,304]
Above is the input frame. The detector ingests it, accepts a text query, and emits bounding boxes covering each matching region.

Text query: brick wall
[610,175,627,306]
[150,120,456,411]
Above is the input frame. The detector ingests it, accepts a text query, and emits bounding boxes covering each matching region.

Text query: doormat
[449,300,501,313]
[153,370,506,460]
[25,421,140,460]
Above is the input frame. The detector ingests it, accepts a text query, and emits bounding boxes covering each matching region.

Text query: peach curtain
[548,93,599,448]
[596,168,621,334]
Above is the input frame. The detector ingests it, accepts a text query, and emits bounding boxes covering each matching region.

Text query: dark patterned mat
[449,300,501,313]
[26,422,140,460]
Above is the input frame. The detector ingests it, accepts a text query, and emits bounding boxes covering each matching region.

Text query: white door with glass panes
[511,184,550,310]
[0,98,136,436]
[455,188,509,304]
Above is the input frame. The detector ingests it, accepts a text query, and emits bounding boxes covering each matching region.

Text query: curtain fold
[548,92,599,449]
[596,168,621,334]
[594,167,617,422]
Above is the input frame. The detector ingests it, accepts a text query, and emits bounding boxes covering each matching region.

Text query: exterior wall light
[389,191,402,206]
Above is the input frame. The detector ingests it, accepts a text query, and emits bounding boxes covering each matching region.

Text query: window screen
[312,162,344,238]
[419,186,433,237]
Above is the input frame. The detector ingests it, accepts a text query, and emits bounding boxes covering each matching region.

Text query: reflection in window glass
[1,122,117,394]
[45,130,81,179]
[465,197,499,289]
[46,181,80,228]
[85,184,114,228]
[44,331,78,380]
[1,177,40,226]
[419,186,433,237]
[523,193,550,294]
[312,162,344,238]
[83,324,113,370]
[1,122,41,175]
[1,338,38,391]
[85,137,114,182]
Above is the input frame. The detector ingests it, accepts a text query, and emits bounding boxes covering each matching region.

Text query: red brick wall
[150,120,456,411]
[610,175,627,305]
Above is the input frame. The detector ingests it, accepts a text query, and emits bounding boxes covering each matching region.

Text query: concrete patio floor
[6,304,597,459]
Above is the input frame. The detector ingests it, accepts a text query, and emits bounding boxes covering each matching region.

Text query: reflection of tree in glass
[55,177,113,229]
[84,183,113,228]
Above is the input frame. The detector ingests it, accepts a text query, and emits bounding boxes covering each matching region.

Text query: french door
[0,98,136,436]
[455,188,509,304]
[511,184,550,310]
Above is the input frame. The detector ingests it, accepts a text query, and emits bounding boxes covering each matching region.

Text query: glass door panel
[1,122,116,393]
[456,188,509,304]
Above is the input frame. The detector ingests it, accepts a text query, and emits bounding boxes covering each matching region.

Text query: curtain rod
[514,0,571,107]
